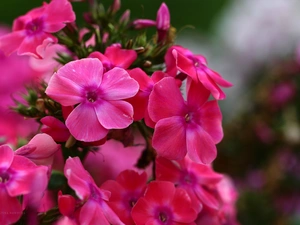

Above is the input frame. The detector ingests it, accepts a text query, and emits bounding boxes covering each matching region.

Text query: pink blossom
[45,58,139,142]
[127,68,167,127]
[15,133,60,166]
[41,116,70,142]
[64,157,124,225]
[156,156,223,212]
[0,0,75,58]
[0,145,48,224]
[89,44,137,72]
[131,180,197,225]
[165,45,232,100]
[149,77,223,164]
[101,170,148,224]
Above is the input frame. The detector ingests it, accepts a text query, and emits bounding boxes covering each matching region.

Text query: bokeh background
[1,0,300,224]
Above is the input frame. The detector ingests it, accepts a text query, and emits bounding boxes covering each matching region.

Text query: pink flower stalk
[45,58,139,142]
[127,68,167,127]
[156,156,223,212]
[101,170,148,224]
[165,45,232,100]
[89,44,137,72]
[15,133,60,166]
[148,77,223,164]
[0,145,48,224]
[133,3,170,42]
[64,157,124,225]
[0,0,75,58]
[131,180,197,225]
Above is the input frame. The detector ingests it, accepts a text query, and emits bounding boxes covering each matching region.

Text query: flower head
[45,58,139,142]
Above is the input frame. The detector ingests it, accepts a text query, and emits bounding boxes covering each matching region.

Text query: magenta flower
[149,77,223,164]
[0,145,48,224]
[89,44,137,72]
[156,156,223,212]
[165,45,232,100]
[101,170,147,225]
[131,180,197,225]
[0,0,75,58]
[45,58,139,142]
[64,157,124,225]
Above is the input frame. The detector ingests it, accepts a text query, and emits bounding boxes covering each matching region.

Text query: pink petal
[129,68,152,91]
[198,101,223,143]
[155,157,181,182]
[80,200,110,225]
[116,170,147,191]
[127,91,149,121]
[0,31,25,56]
[56,58,104,89]
[173,49,197,81]
[101,67,139,100]
[131,197,153,224]
[41,116,70,142]
[66,103,108,142]
[152,117,187,161]
[46,74,83,106]
[44,0,76,32]
[95,100,134,129]
[101,201,125,225]
[187,79,210,108]
[144,181,174,205]
[0,189,23,224]
[0,145,14,169]
[194,186,220,210]
[207,68,232,88]
[64,157,92,200]
[148,77,186,122]
[186,125,217,164]
[172,188,197,223]
[104,46,137,69]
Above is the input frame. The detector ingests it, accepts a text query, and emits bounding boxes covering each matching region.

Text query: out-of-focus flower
[131,181,197,225]
[0,0,75,58]
[45,58,139,142]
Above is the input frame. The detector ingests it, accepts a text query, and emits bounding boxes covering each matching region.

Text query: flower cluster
[0,0,238,224]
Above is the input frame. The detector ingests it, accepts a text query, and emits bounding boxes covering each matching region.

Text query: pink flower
[131,180,197,225]
[45,58,139,142]
[156,156,223,212]
[15,133,60,166]
[0,0,75,58]
[41,116,70,142]
[101,170,148,224]
[165,45,232,100]
[64,157,124,225]
[0,145,48,224]
[89,44,137,72]
[149,77,223,164]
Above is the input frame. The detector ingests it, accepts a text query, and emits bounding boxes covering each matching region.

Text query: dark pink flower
[101,170,147,224]
[165,45,232,100]
[45,58,139,142]
[64,157,124,225]
[131,180,197,225]
[0,145,48,224]
[156,156,223,212]
[41,116,70,142]
[149,77,223,164]
[89,44,137,72]
[0,0,75,58]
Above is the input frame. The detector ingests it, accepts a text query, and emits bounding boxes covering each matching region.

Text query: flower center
[184,113,190,122]
[0,173,9,183]
[86,91,98,103]
[159,212,168,223]
[25,18,44,35]
[180,171,196,187]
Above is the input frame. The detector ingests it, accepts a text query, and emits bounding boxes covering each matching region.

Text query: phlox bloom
[45,58,139,142]
[0,0,75,58]
[131,181,197,225]
[156,156,223,212]
[64,157,124,225]
[165,45,232,100]
[149,77,223,164]
[0,145,48,224]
